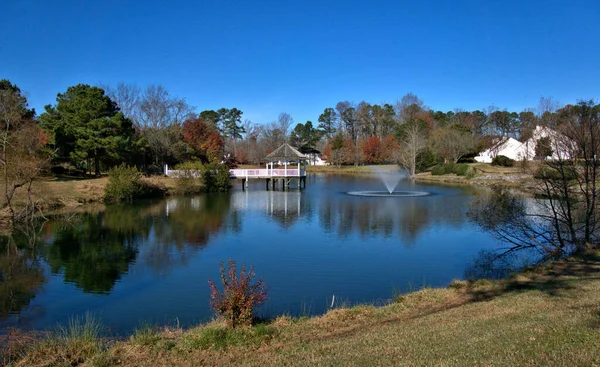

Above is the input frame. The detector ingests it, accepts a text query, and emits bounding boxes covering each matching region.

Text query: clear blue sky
[1,0,598,124]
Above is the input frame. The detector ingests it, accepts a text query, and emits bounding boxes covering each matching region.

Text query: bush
[208,259,269,328]
[453,163,469,176]
[464,167,476,179]
[431,163,466,176]
[175,161,204,195]
[491,155,514,167]
[104,164,142,202]
[202,163,232,192]
[104,164,166,202]
[431,164,446,175]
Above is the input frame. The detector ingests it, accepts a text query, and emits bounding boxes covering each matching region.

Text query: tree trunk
[94,154,101,176]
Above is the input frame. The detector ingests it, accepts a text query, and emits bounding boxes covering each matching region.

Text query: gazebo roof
[263,144,308,162]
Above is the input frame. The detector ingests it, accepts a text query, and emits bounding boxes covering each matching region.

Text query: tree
[276,112,294,137]
[395,93,424,124]
[101,82,140,120]
[222,108,245,158]
[398,122,428,176]
[324,133,346,167]
[360,136,383,164]
[469,100,600,258]
[135,84,195,165]
[430,125,475,163]
[317,108,337,139]
[372,104,396,137]
[335,101,352,133]
[40,84,134,175]
[199,110,220,129]
[0,80,48,222]
[182,118,223,162]
[534,136,553,159]
[289,121,322,150]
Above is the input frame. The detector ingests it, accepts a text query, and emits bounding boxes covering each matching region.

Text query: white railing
[229,168,306,178]
[165,165,306,179]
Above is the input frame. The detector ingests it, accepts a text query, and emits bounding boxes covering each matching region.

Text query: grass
[6,250,600,366]
[306,164,399,174]
[10,312,106,367]
[0,175,180,225]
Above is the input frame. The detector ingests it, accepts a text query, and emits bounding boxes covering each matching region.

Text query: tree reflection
[0,225,45,318]
[42,195,231,290]
[45,214,139,294]
[317,192,471,244]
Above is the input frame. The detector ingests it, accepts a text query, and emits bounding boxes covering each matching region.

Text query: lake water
[0,174,501,335]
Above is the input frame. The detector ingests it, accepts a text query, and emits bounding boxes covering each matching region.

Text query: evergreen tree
[40,84,134,175]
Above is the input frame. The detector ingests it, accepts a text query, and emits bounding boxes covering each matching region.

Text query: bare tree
[469,100,600,258]
[0,82,48,223]
[398,123,427,176]
[430,127,475,163]
[101,82,141,120]
[276,112,294,137]
[395,93,425,124]
[136,84,195,164]
[260,120,287,153]
[537,96,562,128]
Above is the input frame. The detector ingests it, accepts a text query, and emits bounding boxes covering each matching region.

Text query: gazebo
[263,144,308,189]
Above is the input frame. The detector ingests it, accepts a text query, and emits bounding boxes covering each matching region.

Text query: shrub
[208,259,269,328]
[105,164,166,202]
[491,155,514,167]
[443,163,456,173]
[104,164,142,202]
[464,167,476,179]
[431,163,464,176]
[430,164,446,175]
[202,163,232,192]
[453,163,469,176]
[175,161,204,195]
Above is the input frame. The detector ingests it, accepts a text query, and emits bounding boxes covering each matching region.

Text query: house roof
[264,144,308,162]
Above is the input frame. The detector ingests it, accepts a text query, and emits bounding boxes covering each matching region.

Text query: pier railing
[229,168,305,178]
[165,165,306,179]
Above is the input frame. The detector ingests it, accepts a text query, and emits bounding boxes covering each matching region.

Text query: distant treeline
[1,79,597,177]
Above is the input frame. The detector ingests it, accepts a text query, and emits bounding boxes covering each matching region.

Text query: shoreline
[4,249,600,366]
[1,163,538,224]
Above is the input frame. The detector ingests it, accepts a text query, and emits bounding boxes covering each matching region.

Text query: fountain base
[347,190,430,197]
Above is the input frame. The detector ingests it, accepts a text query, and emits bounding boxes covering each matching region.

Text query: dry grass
[0,175,179,224]
[307,164,399,175]
[6,251,600,366]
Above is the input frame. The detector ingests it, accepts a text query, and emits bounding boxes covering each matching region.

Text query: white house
[475,126,574,163]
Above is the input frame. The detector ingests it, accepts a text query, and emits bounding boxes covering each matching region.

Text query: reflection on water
[1,175,502,334]
[0,227,45,319]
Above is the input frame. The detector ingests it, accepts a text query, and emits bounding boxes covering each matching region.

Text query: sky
[1,0,599,125]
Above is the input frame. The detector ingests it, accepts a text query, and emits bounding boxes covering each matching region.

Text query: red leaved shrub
[208,259,268,328]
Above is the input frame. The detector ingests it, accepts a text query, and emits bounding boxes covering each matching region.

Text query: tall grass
[14,312,105,367]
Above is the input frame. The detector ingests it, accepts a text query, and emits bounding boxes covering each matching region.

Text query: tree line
[1,79,596,181]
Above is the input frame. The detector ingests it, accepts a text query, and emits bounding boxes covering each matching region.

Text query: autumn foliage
[208,259,268,328]
[182,118,223,163]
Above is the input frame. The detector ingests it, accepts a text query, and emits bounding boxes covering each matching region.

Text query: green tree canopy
[40,84,134,175]
[290,121,323,150]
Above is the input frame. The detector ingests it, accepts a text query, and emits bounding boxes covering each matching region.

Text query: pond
[0,174,502,335]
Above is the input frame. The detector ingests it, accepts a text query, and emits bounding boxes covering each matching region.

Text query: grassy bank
[5,250,600,366]
[306,164,399,175]
[1,175,178,216]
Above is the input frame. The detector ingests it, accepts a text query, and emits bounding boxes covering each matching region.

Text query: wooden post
[242,179,246,191]
[266,178,270,190]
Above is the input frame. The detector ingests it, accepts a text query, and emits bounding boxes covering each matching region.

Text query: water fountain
[346,167,430,197]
